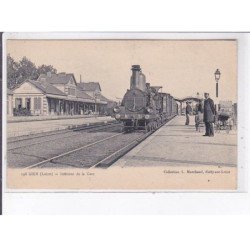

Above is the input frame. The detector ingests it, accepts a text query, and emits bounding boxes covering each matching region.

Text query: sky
[7,39,237,102]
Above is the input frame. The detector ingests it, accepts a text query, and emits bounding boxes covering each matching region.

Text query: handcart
[214,101,234,134]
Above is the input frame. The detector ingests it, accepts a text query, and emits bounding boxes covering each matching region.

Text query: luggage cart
[214,101,234,134]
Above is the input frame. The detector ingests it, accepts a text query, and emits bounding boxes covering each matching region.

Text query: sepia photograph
[3,36,238,190]
[1,1,250,249]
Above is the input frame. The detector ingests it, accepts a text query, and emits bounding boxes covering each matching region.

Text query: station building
[10,72,110,116]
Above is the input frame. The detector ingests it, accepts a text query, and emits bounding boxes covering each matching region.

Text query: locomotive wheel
[153,122,157,130]
[155,122,158,129]
[151,124,154,131]
[154,122,157,130]
[148,123,153,132]
[149,124,152,132]
[149,123,153,131]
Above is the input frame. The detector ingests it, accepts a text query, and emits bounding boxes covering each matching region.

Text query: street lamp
[214,69,221,98]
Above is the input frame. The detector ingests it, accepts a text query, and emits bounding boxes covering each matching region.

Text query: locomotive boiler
[113,65,178,132]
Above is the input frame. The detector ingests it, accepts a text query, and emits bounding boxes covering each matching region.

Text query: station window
[15,98,22,109]
[25,98,31,110]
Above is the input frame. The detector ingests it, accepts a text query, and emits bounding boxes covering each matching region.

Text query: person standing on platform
[203,92,215,137]
[195,99,203,131]
[197,99,203,113]
[185,101,192,125]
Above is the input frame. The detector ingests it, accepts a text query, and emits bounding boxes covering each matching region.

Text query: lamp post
[214,69,221,113]
[214,69,221,98]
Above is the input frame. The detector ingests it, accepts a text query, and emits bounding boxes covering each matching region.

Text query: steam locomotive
[113,65,178,132]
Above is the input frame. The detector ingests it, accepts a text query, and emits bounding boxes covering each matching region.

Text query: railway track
[13,117,173,169]
[8,116,175,169]
[8,120,119,144]
[25,132,124,169]
[22,130,145,169]
[91,117,174,168]
[8,122,123,168]
[8,121,122,151]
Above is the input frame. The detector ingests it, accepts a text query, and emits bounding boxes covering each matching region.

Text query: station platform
[7,116,114,138]
[112,115,237,168]
[7,114,104,123]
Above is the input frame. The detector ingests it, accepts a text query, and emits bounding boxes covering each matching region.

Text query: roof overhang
[46,94,68,99]
[77,98,95,103]
[174,96,203,102]
[96,100,108,105]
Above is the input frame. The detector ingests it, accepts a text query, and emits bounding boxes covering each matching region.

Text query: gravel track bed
[40,132,144,168]
[8,126,122,168]
[8,124,122,150]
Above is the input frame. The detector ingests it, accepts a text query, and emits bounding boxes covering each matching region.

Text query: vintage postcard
[2,33,238,191]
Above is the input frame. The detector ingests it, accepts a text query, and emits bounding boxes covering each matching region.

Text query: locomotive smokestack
[130,65,146,91]
[130,65,141,90]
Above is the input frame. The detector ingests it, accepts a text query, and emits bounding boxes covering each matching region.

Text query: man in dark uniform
[203,92,215,137]
[185,101,192,125]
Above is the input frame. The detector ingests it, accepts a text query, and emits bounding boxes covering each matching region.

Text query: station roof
[99,94,110,102]
[29,80,67,96]
[76,87,94,102]
[38,73,77,85]
[174,96,203,102]
[77,82,101,92]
